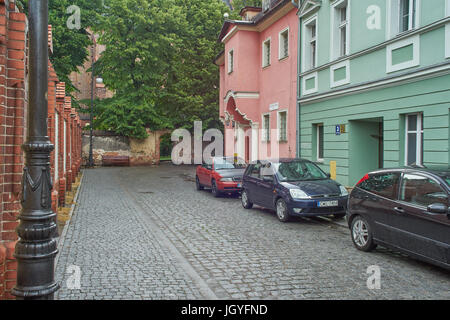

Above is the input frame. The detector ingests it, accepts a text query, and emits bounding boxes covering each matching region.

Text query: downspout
[293,0,302,158]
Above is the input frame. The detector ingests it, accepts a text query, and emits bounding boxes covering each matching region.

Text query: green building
[297,0,450,187]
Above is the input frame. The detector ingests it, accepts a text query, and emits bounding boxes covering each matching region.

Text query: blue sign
[335,125,341,135]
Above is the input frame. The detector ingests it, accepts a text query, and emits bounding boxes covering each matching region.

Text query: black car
[241,158,348,222]
[347,166,450,270]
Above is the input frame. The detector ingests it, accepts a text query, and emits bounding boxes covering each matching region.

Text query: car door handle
[394,207,405,214]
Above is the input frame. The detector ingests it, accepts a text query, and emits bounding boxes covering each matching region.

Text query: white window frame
[302,71,318,95]
[262,37,271,68]
[405,113,423,166]
[277,110,288,142]
[302,14,318,72]
[63,120,67,173]
[330,0,350,61]
[386,35,420,73]
[317,124,324,162]
[278,27,289,60]
[330,59,350,88]
[54,112,59,182]
[387,0,420,40]
[446,23,450,59]
[228,49,234,74]
[262,113,271,142]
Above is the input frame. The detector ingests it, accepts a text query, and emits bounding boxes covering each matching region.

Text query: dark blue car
[241,158,349,222]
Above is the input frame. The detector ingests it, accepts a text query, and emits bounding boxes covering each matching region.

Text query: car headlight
[220,178,233,182]
[290,189,310,199]
[340,185,349,196]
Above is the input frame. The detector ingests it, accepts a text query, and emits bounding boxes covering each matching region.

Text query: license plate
[318,200,338,207]
[237,183,242,188]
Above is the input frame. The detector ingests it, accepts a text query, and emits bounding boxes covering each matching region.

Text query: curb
[54,170,85,271]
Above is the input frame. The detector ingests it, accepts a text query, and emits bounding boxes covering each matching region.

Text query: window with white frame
[262,114,270,141]
[446,23,450,59]
[405,113,423,166]
[317,124,324,161]
[331,0,349,60]
[262,38,271,67]
[387,0,419,38]
[278,110,288,141]
[228,49,234,74]
[279,28,289,60]
[302,16,318,71]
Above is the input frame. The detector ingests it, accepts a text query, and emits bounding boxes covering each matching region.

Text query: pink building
[215,0,298,162]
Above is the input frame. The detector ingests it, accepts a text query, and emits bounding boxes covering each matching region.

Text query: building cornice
[299,61,450,104]
[300,16,450,78]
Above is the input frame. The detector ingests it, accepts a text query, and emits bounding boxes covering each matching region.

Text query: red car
[196,157,247,197]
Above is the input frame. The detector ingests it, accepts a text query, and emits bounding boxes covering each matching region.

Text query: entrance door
[245,136,250,163]
[349,118,383,185]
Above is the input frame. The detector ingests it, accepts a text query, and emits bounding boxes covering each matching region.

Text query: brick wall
[0,0,83,300]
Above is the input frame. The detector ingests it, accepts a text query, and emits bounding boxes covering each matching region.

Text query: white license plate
[318,200,338,207]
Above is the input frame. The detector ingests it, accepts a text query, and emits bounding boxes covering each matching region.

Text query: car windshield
[274,161,328,182]
[214,157,246,170]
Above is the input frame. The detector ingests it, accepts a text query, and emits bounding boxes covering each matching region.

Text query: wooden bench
[102,155,130,167]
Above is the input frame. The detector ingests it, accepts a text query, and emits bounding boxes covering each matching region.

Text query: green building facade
[297,0,450,187]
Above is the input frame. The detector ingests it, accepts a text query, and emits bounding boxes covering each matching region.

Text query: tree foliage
[18,0,104,94]
[92,0,230,138]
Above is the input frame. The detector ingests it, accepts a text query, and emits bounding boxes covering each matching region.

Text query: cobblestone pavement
[55,164,450,300]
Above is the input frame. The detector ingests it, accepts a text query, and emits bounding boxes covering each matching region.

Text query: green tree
[92,0,229,137]
[18,0,105,94]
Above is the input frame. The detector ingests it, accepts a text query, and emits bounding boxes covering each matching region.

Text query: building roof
[217,0,296,42]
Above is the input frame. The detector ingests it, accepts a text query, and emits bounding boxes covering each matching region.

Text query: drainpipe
[295,0,302,158]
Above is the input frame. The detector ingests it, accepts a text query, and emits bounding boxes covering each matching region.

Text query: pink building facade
[216,0,298,162]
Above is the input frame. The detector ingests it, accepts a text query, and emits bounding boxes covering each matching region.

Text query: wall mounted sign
[335,124,346,135]
[269,102,279,111]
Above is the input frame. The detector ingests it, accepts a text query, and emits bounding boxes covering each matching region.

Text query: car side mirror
[427,203,448,214]
[326,173,331,178]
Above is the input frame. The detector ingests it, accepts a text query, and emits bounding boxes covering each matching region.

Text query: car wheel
[195,176,204,191]
[276,198,290,222]
[211,180,220,198]
[241,189,253,209]
[351,215,377,252]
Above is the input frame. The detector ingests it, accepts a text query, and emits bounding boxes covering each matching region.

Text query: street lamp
[88,34,103,167]
[12,0,60,300]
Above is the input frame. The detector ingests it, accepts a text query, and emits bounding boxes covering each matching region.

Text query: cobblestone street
[55,164,450,300]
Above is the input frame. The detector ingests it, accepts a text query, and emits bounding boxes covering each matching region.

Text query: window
[387,0,420,38]
[228,50,234,74]
[278,111,287,141]
[262,38,271,67]
[262,0,270,12]
[386,35,420,73]
[400,174,448,207]
[262,114,270,141]
[302,16,318,71]
[405,113,423,166]
[317,124,324,161]
[399,0,416,33]
[279,28,289,60]
[331,0,349,60]
[358,173,401,200]
[249,163,262,179]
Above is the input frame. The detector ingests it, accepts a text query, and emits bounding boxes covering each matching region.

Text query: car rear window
[357,173,400,200]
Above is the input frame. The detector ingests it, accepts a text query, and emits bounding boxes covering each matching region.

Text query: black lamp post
[88,35,95,167]
[12,0,60,300]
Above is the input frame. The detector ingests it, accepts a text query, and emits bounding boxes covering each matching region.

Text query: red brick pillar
[0,244,5,299]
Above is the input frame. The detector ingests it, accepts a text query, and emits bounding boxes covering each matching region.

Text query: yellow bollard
[330,161,337,180]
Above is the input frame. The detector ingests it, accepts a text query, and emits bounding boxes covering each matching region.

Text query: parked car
[241,158,349,222]
[196,156,247,197]
[347,166,450,270]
